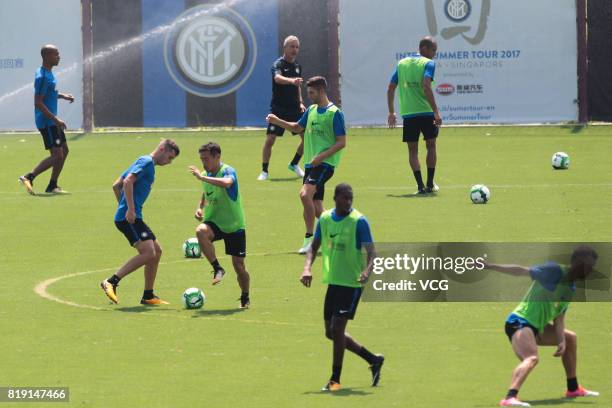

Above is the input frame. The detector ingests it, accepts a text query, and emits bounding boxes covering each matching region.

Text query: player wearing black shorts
[258,35,306,181]
[267,76,347,254]
[301,183,384,392]
[19,44,74,195]
[189,142,251,309]
[100,139,179,305]
[387,37,442,195]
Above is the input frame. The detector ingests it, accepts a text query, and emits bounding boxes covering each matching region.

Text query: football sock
[506,389,519,399]
[241,291,249,298]
[47,179,57,190]
[357,346,377,364]
[210,259,223,272]
[567,377,578,392]
[305,233,313,239]
[262,162,269,173]
[142,289,154,300]
[25,173,35,181]
[413,170,425,190]
[290,153,302,166]
[107,274,121,286]
[331,365,342,383]
[426,167,435,188]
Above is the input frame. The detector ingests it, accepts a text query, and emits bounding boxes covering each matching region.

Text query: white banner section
[339,0,578,125]
[0,0,83,131]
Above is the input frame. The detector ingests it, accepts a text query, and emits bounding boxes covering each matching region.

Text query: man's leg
[196,223,225,284]
[314,199,324,219]
[143,240,162,291]
[300,183,317,234]
[288,133,305,176]
[501,327,539,405]
[48,142,69,190]
[231,256,250,308]
[407,142,425,192]
[260,133,276,179]
[537,325,597,396]
[425,138,437,190]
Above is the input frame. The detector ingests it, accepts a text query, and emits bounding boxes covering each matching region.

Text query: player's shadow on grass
[35,192,71,198]
[269,177,300,182]
[115,306,173,313]
[68,132,87,141]
[193,308,244,317]
[560,124,586,134]
[525,397,595,406]
[303,387,373,397]
[386,193,435,199]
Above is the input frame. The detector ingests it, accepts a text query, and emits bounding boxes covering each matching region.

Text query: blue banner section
[234,0,279,126]
[142,0,186,127]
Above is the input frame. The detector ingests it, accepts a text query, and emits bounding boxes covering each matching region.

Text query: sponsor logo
[164,5,258,97]
[456,84,484,94]
[425,0,490,45]
[436,83,455,95]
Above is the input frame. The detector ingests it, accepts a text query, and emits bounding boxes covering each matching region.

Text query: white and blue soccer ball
[470,184,490,204]
[182,238,202,258]
[182,287,205,309]
[552,152,570,169]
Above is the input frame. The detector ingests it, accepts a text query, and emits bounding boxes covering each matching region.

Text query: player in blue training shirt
[19,45,74,195]
[100,139,180,305]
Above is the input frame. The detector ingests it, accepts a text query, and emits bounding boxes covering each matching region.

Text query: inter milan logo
[165,5,257,97]
[444,0,471,22]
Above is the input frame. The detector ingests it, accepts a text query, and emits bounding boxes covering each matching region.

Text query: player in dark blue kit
[258,35,306,181]
[100,139,179,305]
[19,44,74,195]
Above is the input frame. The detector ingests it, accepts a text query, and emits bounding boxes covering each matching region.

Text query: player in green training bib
[300,183,384,392]
[189,142,250,309]
[387,36,441,195]
[486,246,599,407]
[267,76,347,254]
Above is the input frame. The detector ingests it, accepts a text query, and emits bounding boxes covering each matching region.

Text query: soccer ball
[182,287,205,309]
[182,238,201,258]
[552,152,570,169]
[470,184,490,204]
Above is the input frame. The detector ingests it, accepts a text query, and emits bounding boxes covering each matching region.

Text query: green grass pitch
[0,126,611,407]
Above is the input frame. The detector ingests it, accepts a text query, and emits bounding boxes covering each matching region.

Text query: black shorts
[504,318,539,342]
[115,219,156,247]
[267,109,302,136]
[205,221,246,258]
[403,116,439,143]
[39,126,66,150]
[324,284,363,321]
[303,164,335,201]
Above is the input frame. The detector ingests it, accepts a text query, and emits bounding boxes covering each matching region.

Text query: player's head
[333,183,353,213]
[283,35,300,60]
[569,245,598,280]
[153,139,179,166]
[198,142,222,172]
[306,76,327,104]
[419,36,438,59]
[41,44,60,66]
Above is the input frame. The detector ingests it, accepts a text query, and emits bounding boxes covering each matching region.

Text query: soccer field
[1,126,611,407]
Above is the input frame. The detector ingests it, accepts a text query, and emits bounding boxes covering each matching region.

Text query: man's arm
[112,177,124,203]
[266,114,304,134]
[58,92,75,103]
[552,313,566,357]
[359,243,377,283]
[34,94,66,129]
[122,173,138,224]
[195,192,206,221]
[274,73,303,87]
[301,237,321,287]
[422,76,442,126]
[188,165,234,188]
[485,263,531,276]
[310,136,346,166]
[387,83,397,128]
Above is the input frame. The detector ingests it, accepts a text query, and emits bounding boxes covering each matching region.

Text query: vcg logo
[164,5,257,97]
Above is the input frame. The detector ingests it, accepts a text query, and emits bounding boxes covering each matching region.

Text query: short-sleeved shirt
[114,155,156,222]
[314,209,373,249]
[390,56,436,118]
[270,57,302,113]
[297,105,346,137]
[34,67,58,129]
